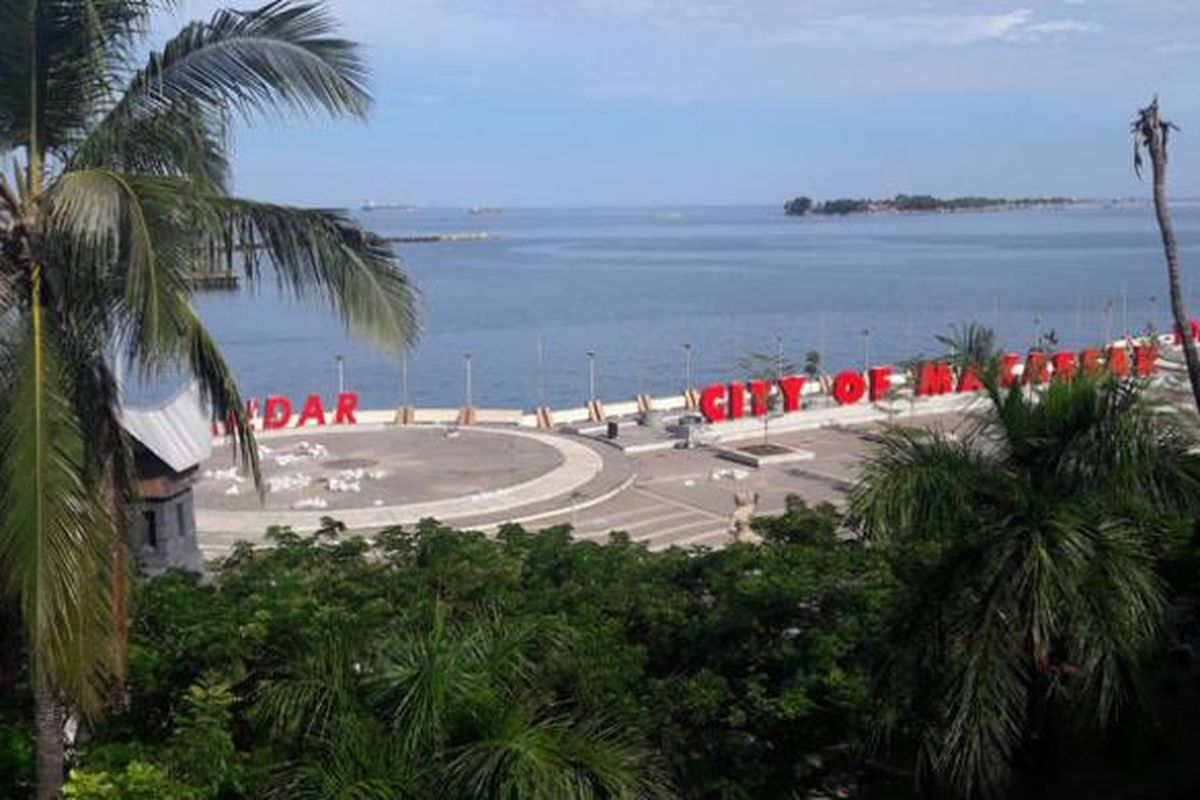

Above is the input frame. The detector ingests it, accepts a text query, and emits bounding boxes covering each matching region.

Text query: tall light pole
[335,354,345,394]
[861,328,871,371]
[536,336,547,408]
[1150,294,1159,334]
[464,353,473,409]
[401,352,409,408]
[683,342,693,393]
[586,350,596,403]
[775,334,784,379]
[1122,283,1129,336]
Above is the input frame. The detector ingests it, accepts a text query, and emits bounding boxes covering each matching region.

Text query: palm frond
[446,708,673,800]
[111,0,369,124]
[0,317,114,716]
[221,197,419,350]
[0,0,156,157]
[848,426,1003,542]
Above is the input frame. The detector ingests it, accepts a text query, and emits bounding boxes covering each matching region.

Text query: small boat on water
[468,206,503,216]
[361,201,418,212]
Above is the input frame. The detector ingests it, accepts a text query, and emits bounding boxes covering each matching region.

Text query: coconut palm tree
[849,374,1200,798]
[1133,97,1200,416]
[0,2,417,796]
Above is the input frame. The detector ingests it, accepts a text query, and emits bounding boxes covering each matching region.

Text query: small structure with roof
[120,384,213,573]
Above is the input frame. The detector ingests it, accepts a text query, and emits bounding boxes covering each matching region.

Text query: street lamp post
[464,353,473,409]
[683,343,693,394]
[586,350,596,403]
[335,354,345,394]
[401,352,409,408]
[861,328,871,372]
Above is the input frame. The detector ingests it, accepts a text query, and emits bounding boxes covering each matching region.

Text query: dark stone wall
[134,489,204,575]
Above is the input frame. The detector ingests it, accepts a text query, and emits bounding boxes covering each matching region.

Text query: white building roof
[120,383,213,473]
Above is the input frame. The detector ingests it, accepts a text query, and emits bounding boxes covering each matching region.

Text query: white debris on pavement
[224,485,240,496]
[710,467,749,482]
[328,469,364,493]
[274,441,329,467]
[292,497,329,510]
[267,474,312,493]
[203,466,243,482]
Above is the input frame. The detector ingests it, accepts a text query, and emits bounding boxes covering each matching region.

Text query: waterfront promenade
[194,392,979,558]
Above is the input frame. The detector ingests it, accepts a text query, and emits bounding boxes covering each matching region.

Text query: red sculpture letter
[777,376,805,413]
[832,372,866,406]
[263,396,292,430]
[699,384,727,423]
[1133,345,1158,377]
[296,394,328,427]
[916,362,954,396]
[1023,351,1049,385]
[956,366,984,394]
[1050,351,1077,383]
[334,392,359,425]
[1107,345,1129,377]
[1000,353,1021,388]
[727,383,745,420]
[748,380,772,416]
[868,367,892,402]
[1079,348,1102,376]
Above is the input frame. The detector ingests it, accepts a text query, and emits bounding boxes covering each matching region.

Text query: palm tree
[849,374,1200,797]
[1133,97,1200,416]
[0,2,417,796]
[257,605,672,799]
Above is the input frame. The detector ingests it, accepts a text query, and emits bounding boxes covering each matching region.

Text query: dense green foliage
[0,503,902,799]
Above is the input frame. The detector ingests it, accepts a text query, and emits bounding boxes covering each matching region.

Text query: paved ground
[195,411,976,558]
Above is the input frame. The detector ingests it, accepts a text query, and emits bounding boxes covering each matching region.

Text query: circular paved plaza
[195,424,631,541]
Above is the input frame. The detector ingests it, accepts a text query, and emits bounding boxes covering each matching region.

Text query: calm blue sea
[191,202,1200,410]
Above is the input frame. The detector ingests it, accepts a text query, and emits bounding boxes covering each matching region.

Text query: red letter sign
[832,372,866,405]
[748,380,772,416]
[916,362,954,396]
[296,394,328,427]
[1000,353,1021,388]
[699,384,727,422]
[1023,351,1049,385]
[334,392,359,425]
[1107,345,1129,377]
[1133,345,1157,377]
[1050,351,1077,383]
[727,383,745,420]
[868,367,892,402]
[777,376,805,413]
[956,366,984,393]
[263,396,292,430]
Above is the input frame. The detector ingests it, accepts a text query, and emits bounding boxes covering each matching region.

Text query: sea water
[191,202,1200,410]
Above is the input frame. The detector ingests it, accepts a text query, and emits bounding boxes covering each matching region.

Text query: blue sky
[166,1,1200,206]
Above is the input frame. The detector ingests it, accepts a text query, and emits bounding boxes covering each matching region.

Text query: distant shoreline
[784,194,1080,218]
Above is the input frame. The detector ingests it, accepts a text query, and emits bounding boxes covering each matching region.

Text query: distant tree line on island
[784,193,1076,216]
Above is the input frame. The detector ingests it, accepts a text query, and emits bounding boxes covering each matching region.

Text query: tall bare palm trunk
[1135,98,1200,414]
[34,683,63,800]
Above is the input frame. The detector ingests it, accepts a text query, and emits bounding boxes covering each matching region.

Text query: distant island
[783,194,1077,217]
